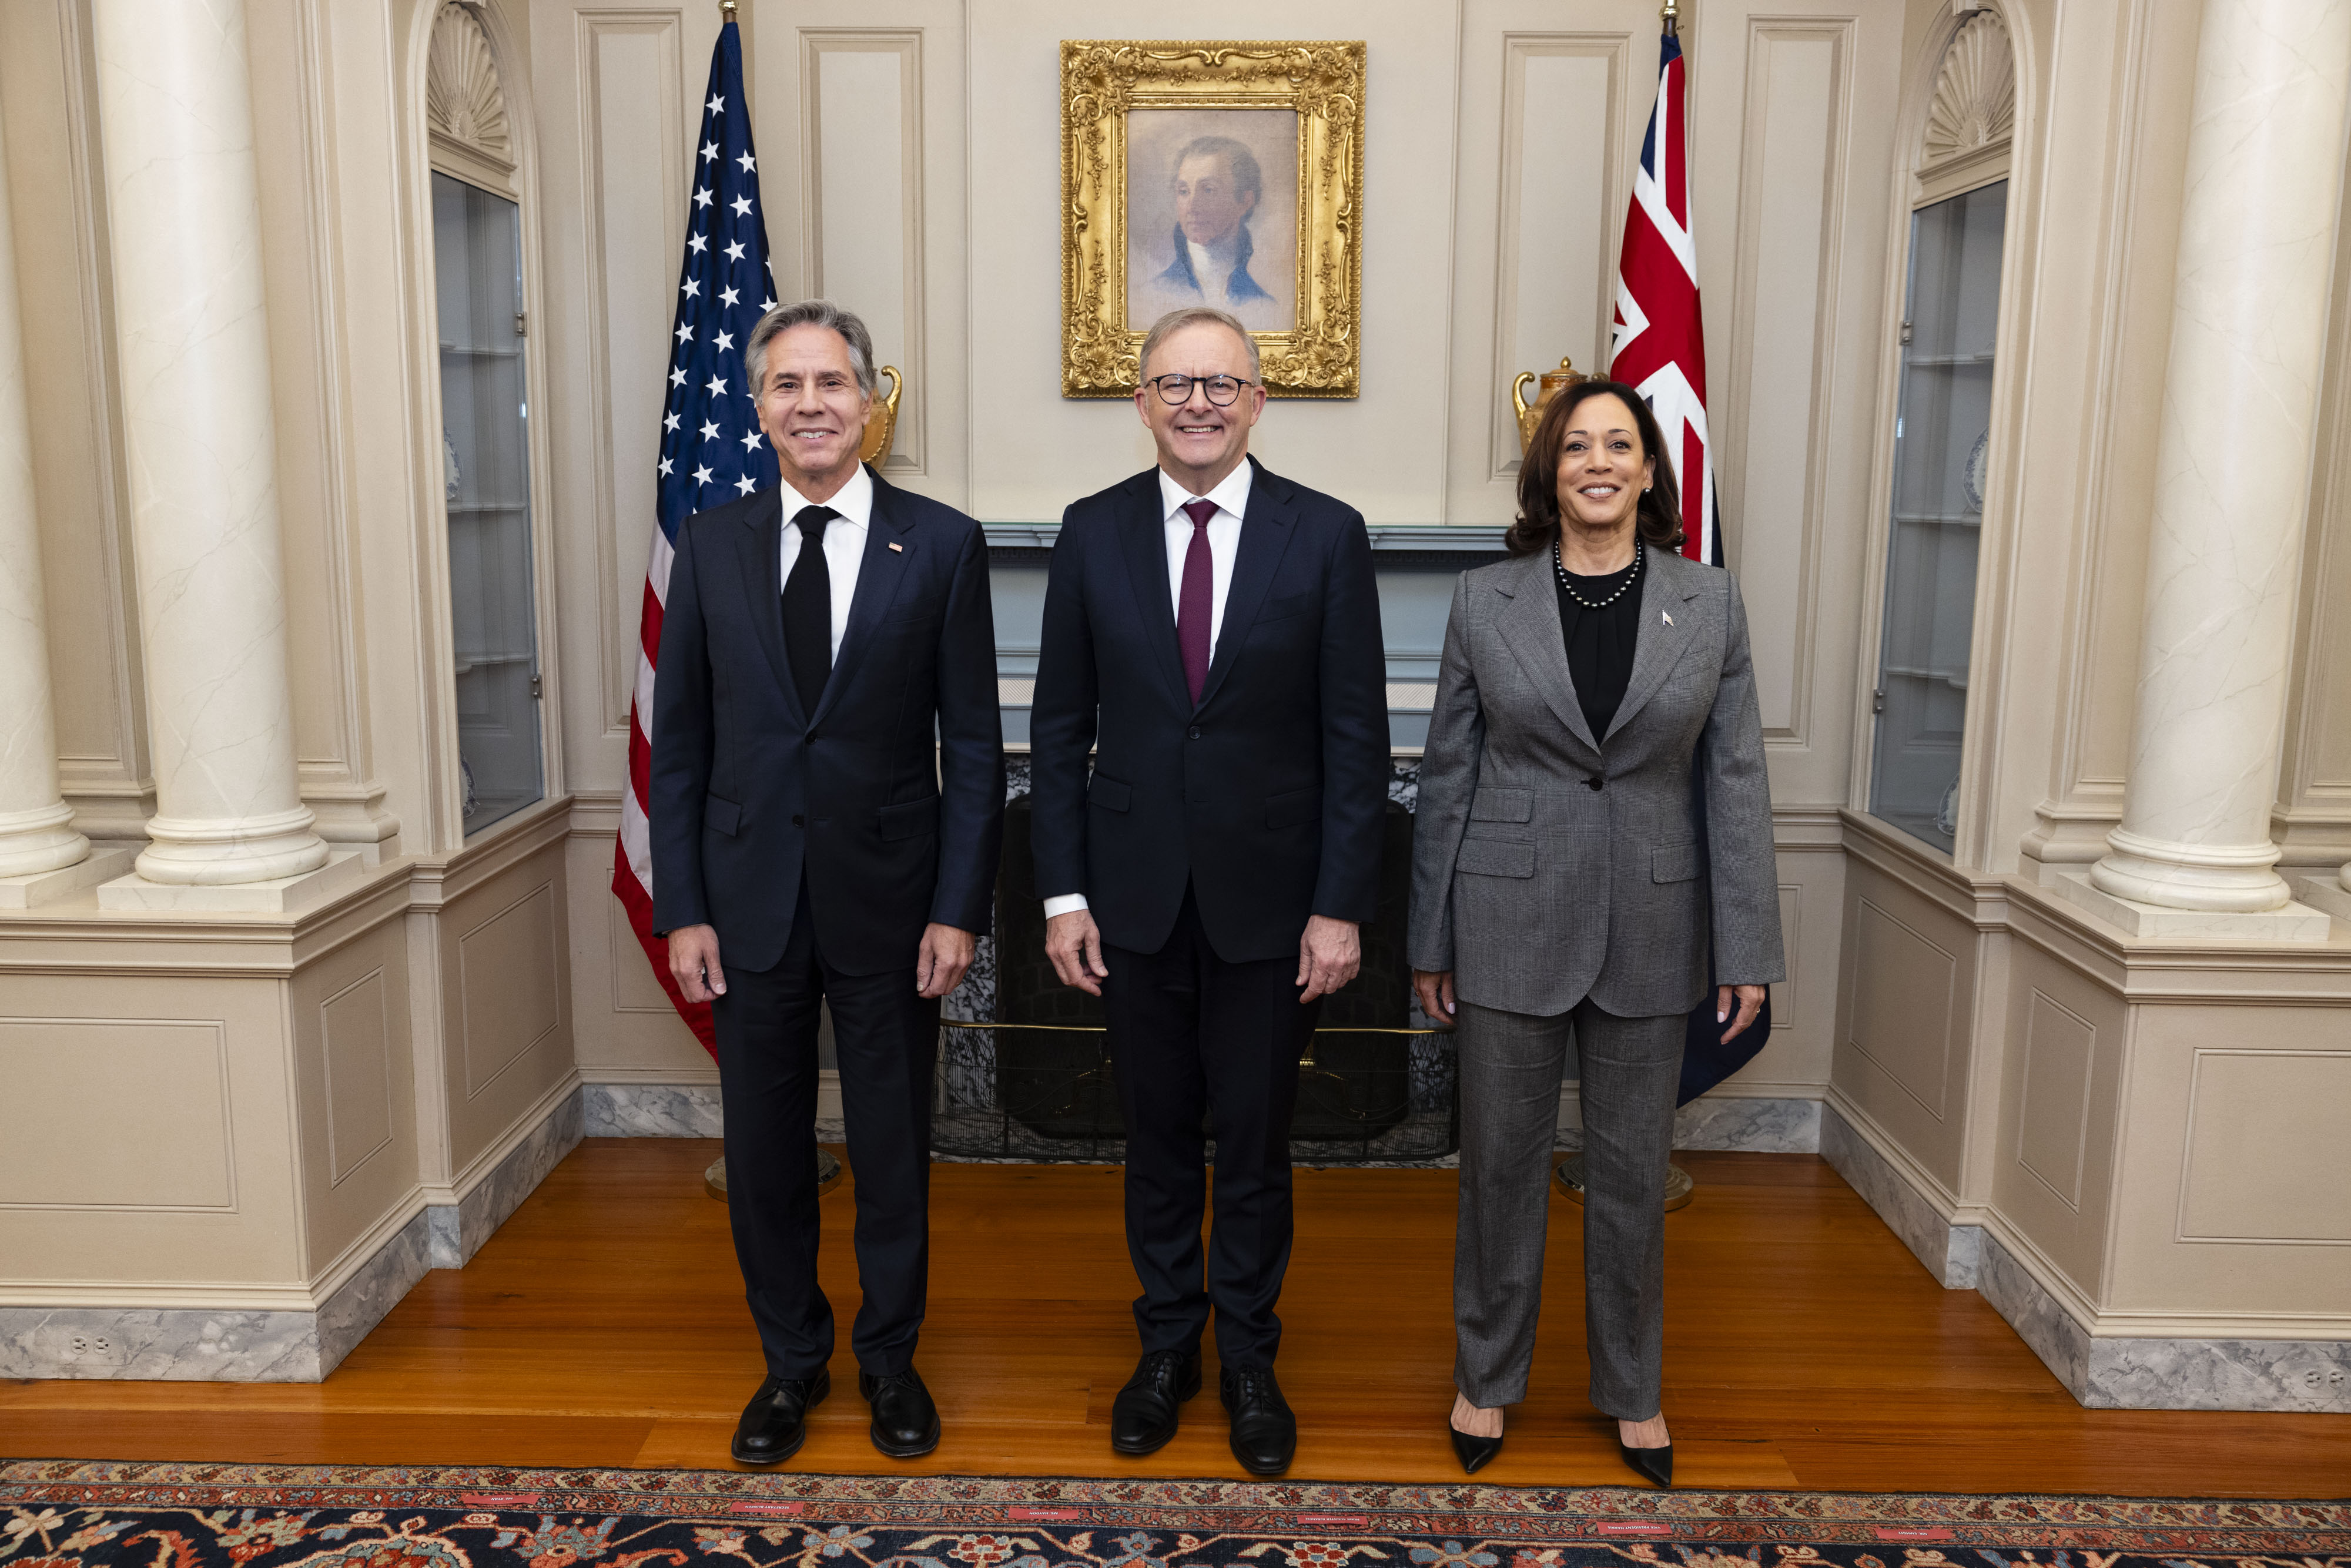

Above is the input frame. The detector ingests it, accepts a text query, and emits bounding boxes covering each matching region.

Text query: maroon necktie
[1177,498,1217,705]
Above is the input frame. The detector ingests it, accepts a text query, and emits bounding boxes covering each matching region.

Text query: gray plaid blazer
[1407,544,1784,1018]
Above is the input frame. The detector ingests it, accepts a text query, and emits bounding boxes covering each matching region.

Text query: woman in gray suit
[1408,380,1782,1486]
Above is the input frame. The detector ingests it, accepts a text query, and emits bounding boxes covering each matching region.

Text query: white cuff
[1042,894,1090,919]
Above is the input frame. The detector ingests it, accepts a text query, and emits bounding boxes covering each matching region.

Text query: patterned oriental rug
[2,1464,2345,1568]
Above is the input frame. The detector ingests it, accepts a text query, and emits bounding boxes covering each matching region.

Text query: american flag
[611,17,778,1054]
[1609,19,1717,566]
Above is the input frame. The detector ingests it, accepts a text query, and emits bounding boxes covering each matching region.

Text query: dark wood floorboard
[4,1141,2343,1495]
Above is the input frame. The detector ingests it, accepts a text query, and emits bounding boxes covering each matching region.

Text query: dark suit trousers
[711,876,939,1380]
[1104,884,1321,1370]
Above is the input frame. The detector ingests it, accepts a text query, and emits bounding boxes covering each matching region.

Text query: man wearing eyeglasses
[1029,306,1388,1476]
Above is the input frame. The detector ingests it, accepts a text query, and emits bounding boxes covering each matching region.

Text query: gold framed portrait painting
[1061,40,1365,398]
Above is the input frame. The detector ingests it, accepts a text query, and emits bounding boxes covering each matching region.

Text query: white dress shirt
[1187,237,1239,303]
[777,461,873,659]
[1044,460,1253,921]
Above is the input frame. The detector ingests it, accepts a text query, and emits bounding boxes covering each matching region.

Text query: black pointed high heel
[1448,1420,1503,1474]
[1617,1439,1673,1487]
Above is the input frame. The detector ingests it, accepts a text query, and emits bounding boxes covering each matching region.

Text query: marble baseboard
[0,1208,431,1382]
[1822,1103,2348,1411]
[1672,1094,1821,1152]
[1553,1094,1823,1155]
[1976,1230,2351,1412]
[598,1080,1821,1163]
[0,1093,582,1383]
[427,1089,584,1269]
[584,1083,722,1137]
[581,1080,841,1142]
[1819,1103,1981,1287]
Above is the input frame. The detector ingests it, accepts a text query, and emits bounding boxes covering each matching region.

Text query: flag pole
[1660,0,1678,39]
[695,0,825,1207]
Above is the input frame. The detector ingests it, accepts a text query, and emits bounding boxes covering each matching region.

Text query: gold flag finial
[721,0,738,16]
[1662,0,1680,37]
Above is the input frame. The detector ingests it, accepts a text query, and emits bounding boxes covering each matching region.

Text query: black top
[1554,545,1645,741]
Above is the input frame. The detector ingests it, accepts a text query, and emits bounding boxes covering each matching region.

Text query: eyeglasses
[1144,373,1257,406]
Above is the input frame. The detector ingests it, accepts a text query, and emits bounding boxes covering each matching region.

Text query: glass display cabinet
[1868,178,2008,853]
[431,170,544,836]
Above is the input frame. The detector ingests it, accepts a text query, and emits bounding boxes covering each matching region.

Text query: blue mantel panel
[984,523,1507,751]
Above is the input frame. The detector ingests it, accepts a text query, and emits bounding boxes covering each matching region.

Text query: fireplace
[932,783,1456,1162]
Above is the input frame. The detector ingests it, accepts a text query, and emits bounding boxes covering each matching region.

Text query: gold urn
[857,365,905,467]
[1510,355,1590,454]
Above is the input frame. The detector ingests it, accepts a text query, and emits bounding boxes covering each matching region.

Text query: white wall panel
[2179,1050,2351,1245]
[586,18,686,735]
[1495,46,1620,478]
[1726,25,1845,739]
[1447,0,1650,525]
[806,37,922,469]
[0,1020,233,1210]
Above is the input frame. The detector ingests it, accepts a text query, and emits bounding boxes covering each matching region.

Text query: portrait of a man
[1126,109,1298,333]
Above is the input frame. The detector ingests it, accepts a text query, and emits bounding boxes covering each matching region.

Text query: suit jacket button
[1188,726,1201,739]
[793,814,805,826]
[1586,776,1605,791]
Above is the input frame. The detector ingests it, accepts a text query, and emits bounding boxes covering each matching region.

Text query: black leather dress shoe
[858,1366,942,1458]
[1219,1366,1297,1476]
[1448,1421,1503,1475]
[1618,1439,1673,1487]
[1111,1349,1201,1455]
[731,1369,829,1465]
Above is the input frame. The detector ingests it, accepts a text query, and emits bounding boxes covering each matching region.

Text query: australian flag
[1607,17,1774,1104]
[612,16,779,1055]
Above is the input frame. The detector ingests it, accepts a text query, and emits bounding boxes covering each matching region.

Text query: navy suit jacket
[1029,457,1389,963]
[649,467,1004,976]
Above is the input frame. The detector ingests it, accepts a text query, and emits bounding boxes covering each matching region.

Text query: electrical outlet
[68,1334,113,1355]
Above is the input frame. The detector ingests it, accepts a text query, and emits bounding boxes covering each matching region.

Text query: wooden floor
[5,1141,2343,1496]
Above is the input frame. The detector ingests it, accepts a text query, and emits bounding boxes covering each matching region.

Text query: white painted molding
[425,3,513,172]
[1921,10,2015,169]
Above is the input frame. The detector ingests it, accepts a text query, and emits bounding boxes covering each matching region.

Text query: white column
[2089,0,2351,915]
[0,102,91,879]
[92,0,327,886]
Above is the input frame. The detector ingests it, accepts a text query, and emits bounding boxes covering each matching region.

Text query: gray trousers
[1452,999,1682,1419]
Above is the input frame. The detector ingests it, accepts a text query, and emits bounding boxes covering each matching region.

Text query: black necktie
[782,504,837,716]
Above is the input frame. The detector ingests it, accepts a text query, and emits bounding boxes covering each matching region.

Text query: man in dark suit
[1029,307,1388,1476]
[651,300,1002,1466]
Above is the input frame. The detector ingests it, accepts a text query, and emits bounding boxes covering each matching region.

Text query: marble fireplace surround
[1822,1100,2351,1414]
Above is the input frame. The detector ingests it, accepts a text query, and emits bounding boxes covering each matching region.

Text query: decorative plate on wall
[1962,430,1988,512]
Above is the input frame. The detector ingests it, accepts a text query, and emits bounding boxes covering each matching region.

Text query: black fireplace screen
[932,775,1458,1163]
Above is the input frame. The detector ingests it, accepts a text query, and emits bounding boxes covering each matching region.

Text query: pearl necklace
[1554,541,1643,609]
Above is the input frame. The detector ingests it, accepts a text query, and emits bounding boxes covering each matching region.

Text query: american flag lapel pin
[888,542,904,552]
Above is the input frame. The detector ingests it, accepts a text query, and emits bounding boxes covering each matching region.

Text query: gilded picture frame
[1061,39,1365,398]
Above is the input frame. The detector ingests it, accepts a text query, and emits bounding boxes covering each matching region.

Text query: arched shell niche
[426,3,515,188]
[1918,8,2016,198]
